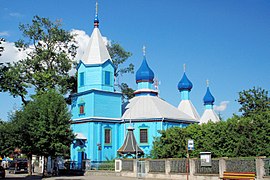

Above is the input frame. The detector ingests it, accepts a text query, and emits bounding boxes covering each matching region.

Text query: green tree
[0,119,17,157]
[0,16,77,105]
[238,87,270,116]
[18,90,74,175]
[107,42,135,102]
[151,88,270,158]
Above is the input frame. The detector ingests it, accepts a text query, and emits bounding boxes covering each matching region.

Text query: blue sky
[0,0,270,120]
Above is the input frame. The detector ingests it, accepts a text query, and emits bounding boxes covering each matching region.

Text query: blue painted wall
[77,60,114,93]
[137,81,153,90]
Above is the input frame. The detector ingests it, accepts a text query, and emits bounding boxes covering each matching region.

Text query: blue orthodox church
[70,5,220,164]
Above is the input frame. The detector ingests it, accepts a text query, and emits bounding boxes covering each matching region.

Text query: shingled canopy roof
[117,126,144,157]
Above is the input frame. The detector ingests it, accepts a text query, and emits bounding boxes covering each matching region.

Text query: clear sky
[0,0,270,121]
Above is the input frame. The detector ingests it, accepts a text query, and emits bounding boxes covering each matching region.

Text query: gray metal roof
[117,126,144,155]
[122,96,197,122]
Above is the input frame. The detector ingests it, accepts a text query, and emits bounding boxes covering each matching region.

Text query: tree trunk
[28,154,32,175]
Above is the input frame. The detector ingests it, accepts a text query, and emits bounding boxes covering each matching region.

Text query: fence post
[219,157,227,178]
[189,158,196,179]
[115,159,122,172]
[165,159,170,175]
[145,159,149,175]
[256,156,266,180]
[133,159,137,177]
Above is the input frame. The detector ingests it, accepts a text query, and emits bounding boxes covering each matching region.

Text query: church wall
[77,64,103,92]
[93,91,122,118]
[70,122,91,163]
[71,93,94,120]
[138,82,153,89]
[101,61,114,92]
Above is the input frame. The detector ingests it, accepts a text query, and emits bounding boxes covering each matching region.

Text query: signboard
[200,152,212,167]
[188,139,194,150]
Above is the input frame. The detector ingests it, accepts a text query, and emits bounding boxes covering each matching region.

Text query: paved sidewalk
[43,176,138,180]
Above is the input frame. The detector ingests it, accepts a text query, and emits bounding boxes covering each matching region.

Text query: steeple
[177,64,200,121]
[136,46,154,84]
[81,1,111,65]
[178,64,193,92]
[203,80,215,107]
[200,80,220,124]
[134,46,157,96]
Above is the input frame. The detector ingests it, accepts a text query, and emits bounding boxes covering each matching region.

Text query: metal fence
[149,159,165,173]
[122,159,134,171]
[195,159,219,174]
[263,158,270,176]
[170,159,188,173]
[226,158,256,173]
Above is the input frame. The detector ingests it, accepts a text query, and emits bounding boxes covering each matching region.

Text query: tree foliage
[107,42,135,101]
[238,87,270,116]
[0,16,77,105]
[151,87,270,158]
[0,90,74,157]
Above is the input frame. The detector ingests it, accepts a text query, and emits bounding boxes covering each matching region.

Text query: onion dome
[178,73,193,91]
[203,87,215,105]
[136,55,154,83]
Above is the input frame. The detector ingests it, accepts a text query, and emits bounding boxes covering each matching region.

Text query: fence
[115,157,270,180]
[90,161,115,170]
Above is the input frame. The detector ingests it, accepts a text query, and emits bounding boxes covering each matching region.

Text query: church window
[79,72,85,87]
[140,129,148,144]
[79,104,85,115]
[104,71,111,85]
[104,128,111,144]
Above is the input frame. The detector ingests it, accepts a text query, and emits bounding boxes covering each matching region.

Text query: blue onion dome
[178,73,193,91]
[203,87,215,105]
[94,14,99,28]
[136,57,154,83]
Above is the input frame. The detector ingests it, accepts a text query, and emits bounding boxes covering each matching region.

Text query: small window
[80,72,85,87]
[104,71,111,85]
[105,129,111,144]
[140,129,148,144]
[79,104,85,114]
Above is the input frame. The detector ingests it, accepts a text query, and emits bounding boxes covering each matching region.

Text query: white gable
[178,100,200,121]
[200,109,220,124]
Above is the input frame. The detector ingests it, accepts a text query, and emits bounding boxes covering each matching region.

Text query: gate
[137,160,146,178]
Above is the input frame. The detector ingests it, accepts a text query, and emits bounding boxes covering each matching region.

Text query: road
[4,171,162,180]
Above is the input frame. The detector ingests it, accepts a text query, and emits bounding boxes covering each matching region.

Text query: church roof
[178,100,200,120]
[136,57,154,83]
[178,73,193,91]
[122,96,197,122]
[117,126,144,156]
[81,15,112,65]
[203,87,215,105]
[200,109,220,124]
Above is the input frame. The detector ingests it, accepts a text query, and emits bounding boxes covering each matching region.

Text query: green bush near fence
[97,162,115,170]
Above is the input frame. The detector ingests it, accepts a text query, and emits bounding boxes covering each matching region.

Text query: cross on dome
[94,1,99,28]
[206,79,209,87]
[143,45,146,56]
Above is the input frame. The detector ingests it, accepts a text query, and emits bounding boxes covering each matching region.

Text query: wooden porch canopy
[117,126,144,157]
